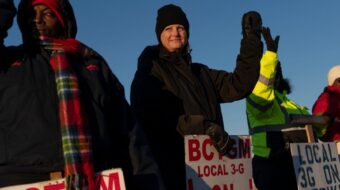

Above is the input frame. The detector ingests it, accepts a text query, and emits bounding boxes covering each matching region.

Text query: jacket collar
[159,45,191,65]
[325,85,340,94]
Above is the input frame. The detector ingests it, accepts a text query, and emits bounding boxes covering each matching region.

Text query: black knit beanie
[155,4,190,42]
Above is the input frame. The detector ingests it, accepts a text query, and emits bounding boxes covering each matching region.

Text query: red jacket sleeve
[312,91,331,116]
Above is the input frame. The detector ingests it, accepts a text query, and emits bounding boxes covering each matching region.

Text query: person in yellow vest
[246,28,310,190]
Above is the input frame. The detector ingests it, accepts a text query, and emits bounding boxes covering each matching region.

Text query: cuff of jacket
[260,51,278,80]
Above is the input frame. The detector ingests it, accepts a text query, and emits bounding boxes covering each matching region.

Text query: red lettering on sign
[239,138,251,158]
[189,138,220,161]
[225,183,234,190]
[227,138,251,159]
[188,139,201,161]
[249,179,253,190]
[197,164,228,177]
[212,185,221,190]
[187,179,193,190]
[204,165,210,176]
[212,164,227,176]
[202,139,214,161]
[197,165,210,177]
[212,184,234,190]
[100,172,121,190]
[197,166,203,177]
[222,164,228,175]
[44,183,65,190]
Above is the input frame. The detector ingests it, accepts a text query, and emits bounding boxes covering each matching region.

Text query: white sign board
[0,168,126,190]
[185,135,255,190]
[290,142,340,190]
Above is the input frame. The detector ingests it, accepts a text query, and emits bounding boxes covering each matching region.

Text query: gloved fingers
[274,35,280,48]
[205,123,222,139]
[211,131,233,156]
[205,122,234,155]
[243,16,252,36]
[262,26,279,52]
[242,11,262,38]
[244,12,262,29]
[262,27,273,43]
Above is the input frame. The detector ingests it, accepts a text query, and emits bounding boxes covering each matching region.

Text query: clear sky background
[6,1,340,135]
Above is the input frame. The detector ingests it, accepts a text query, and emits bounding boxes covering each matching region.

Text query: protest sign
[0,168,125,190]
[185,135,255,190]
[291,142,340,190]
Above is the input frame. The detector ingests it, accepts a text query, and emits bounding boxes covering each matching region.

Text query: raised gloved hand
[242,11,262,39]
[205,123,233,155]
[262,27,280,53]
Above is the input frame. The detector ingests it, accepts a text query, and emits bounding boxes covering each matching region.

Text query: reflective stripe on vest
[249,123,305,134]
[258,74,275,86]
[248,96,307,134]
[247,96,274,112]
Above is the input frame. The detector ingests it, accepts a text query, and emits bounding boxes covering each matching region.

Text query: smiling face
[29,4,62,39]
[160,24,188,52]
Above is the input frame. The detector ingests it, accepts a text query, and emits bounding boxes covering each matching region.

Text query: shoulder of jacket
[3,45,24,65]
[191,62,209,70]
[137,45,159,71]
[325,86,340,93]
[6,45,23,56]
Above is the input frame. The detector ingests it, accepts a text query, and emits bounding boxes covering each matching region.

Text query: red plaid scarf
[40,36,96,190]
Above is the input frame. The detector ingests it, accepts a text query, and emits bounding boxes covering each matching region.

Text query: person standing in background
[313,65,340,143]
[246,26,319,190]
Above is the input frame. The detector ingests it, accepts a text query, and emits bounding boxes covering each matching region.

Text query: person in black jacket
[0,0,161,189]
[130,4,263,190]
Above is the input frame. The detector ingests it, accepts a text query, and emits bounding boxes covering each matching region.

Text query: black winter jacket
[0,0,160,189]
[131,38,262,190]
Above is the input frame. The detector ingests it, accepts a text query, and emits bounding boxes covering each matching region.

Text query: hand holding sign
[206,123,233,155]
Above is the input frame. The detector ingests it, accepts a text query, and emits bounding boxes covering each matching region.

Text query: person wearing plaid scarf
[0,0,162,189]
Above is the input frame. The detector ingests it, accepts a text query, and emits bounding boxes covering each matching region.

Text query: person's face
[333,78,340,87]
[29,4,62,38]
[160,24,188,52]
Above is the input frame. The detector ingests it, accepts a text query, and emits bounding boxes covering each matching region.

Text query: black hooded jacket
[131,37,262,190]
[0,0,160,189]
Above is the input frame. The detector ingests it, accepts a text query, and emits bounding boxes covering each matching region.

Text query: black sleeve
[207,35,263,103]
[131,67,179,138]
[176,115,207,136]
[131,68,213,137]
[0,0,16,45]
[98,58,164,190]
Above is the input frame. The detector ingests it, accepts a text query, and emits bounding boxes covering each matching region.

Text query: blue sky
[6,1,340,135]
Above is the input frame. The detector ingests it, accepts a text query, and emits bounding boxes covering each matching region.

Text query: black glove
[205,123,233,155]
[242,11,262,39]
[262,27,280,53]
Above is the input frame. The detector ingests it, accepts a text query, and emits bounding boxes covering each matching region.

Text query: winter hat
[155,4,189,41]
[328,65,340,85]
[32,0,65,28]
